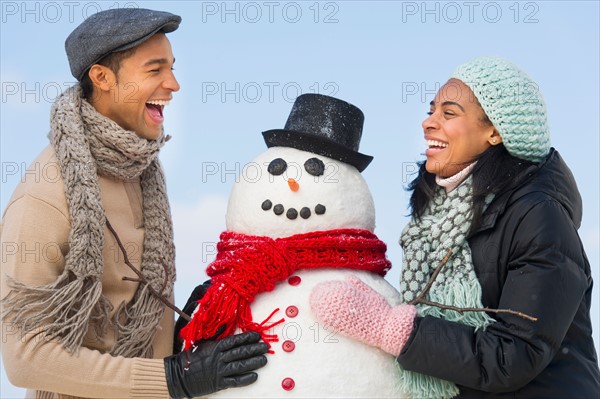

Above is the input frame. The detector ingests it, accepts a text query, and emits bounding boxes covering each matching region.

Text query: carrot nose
[288,178,300,192]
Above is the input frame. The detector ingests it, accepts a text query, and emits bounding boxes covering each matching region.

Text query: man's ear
[88,64,116,93]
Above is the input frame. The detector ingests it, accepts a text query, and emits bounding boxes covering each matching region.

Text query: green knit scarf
[398,176,494,399]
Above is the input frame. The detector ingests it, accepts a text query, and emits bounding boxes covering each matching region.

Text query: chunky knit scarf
[398,177,495,399]
[2,85,175,358]
[180,229,390,350]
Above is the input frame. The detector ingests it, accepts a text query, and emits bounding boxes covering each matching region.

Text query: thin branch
[416,299,538,322]
[409,248,453,306]
[122,277,143,283]
[409,247,537,322]
[106,218,191,321]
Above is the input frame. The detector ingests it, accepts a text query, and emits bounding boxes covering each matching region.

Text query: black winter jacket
[397,149,600,398]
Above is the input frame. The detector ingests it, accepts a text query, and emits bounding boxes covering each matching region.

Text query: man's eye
[267,158,287,175]
[304,157,325,176]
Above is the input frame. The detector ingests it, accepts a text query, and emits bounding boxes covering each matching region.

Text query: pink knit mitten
[309,275,417,356]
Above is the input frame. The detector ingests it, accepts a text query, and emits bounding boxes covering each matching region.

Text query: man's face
[102,33,179,140]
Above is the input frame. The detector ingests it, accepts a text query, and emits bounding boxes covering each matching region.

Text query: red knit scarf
[180,228,390,350]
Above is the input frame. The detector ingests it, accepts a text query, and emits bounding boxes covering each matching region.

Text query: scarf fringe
[397,366,459,399]
[180,283,286,351]
[111,286,165,358]
[419,277,495,329]
[2,272,111,353]
[180,283,244,350]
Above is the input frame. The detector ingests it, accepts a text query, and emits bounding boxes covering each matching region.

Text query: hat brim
[262,130,373,172]
[112,18,180,53]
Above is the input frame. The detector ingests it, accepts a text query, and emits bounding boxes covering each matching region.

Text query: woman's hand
[310,275,417,356]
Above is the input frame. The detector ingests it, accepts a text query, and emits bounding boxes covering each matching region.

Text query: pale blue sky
[1,1,599,397]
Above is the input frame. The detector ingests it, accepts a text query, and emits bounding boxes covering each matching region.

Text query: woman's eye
[267,158,287,175]
[304,157,325,176]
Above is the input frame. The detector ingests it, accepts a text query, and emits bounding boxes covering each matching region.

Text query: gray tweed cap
[66,8,181,80]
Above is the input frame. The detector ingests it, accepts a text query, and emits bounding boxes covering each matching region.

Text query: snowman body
[206,146,407,398]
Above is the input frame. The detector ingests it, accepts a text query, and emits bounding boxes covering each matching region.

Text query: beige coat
[1,146,173,398]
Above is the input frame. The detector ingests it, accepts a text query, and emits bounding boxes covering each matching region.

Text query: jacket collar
[472,148,581,234]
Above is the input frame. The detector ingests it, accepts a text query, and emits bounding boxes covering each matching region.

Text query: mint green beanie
[451,56,551,162]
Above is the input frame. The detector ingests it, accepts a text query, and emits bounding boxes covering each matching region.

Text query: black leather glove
[174,280,212,354]
[164,331,268,399]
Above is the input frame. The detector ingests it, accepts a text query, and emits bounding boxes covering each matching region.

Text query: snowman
[181,94,408,398]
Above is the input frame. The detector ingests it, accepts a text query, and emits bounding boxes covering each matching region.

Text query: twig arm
[409,247,536,322]
[416,299,538,322]
[106,219,191,321]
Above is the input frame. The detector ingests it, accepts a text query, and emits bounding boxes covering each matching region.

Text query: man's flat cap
[66,8,181,80]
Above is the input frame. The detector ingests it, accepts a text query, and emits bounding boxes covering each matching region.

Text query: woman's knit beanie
[451,56,551,162]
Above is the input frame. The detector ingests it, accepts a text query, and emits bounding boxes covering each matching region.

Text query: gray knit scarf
[2,85,175,358]
[397,177,495,399]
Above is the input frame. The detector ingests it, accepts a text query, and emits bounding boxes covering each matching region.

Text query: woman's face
[422,79,499,178]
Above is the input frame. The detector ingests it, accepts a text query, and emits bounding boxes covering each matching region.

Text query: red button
[288,275,301,286]
[285,305,298,318]
[282,340,295,352]
[281,377,295,391]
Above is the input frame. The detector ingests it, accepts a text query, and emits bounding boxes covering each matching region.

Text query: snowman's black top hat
[262,94,373,172]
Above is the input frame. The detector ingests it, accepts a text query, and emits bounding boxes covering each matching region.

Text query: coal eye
[267,158,287,175]
[304,157,325,176]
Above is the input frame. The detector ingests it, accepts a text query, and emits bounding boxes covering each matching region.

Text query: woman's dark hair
[407,144,534,236]
[80,47,137,100]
